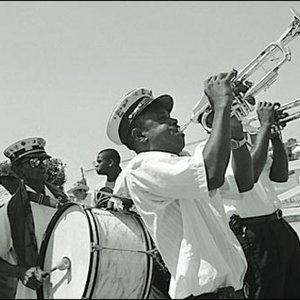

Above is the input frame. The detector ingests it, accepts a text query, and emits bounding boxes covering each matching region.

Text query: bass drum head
[37,203,93,299]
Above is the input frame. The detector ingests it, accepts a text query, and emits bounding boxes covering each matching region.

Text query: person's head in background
[94,148,122,182]
[67,180,89,202]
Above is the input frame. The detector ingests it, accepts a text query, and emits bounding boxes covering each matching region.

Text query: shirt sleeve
[219,174,244,200]
[127,145,208,202]
[218,158,244,201]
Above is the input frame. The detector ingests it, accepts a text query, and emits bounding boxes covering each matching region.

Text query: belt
[185,287,245,299]
[240,209,283,224]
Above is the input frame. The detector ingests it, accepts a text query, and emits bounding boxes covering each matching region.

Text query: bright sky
[1,1,300,191]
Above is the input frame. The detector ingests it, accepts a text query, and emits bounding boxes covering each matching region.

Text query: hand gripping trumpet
[180,8,300,134]
[243,98,300,135]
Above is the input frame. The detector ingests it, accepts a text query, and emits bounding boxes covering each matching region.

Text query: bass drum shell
[37,203,153,299]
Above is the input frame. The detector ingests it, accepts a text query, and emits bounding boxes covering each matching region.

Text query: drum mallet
[42,256,71,278]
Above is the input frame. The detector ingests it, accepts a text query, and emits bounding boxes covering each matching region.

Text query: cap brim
[152,94,174,114]
[22,151,52,160]
[14,150,52,163]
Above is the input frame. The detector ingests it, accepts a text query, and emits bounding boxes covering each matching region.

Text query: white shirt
[113,145,247,299]
[0,185,58,299]
[222,156,281,219]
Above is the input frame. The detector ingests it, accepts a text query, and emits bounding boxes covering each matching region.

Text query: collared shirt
[0,184,58,299]
[221,156,281,219]
[113,145,247,299]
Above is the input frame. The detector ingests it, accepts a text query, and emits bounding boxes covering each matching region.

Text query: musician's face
[17,157,48,183]
[95,152,111,175]
[73,189,87,201]
[134,102,185,154]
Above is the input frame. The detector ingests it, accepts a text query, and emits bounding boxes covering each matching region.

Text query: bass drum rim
[37,203,154,299]
[36,202,97,299]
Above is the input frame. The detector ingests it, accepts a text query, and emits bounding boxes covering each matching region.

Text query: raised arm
[250,101,276,182]
[230,116,254,192]
[203,70,235,190]
[269,131,288,182]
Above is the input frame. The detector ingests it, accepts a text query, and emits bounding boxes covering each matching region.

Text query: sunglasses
[23,158,49,168]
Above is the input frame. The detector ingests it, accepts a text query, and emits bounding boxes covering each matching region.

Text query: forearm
[232,145,254,192]
[251,124,271,182]
[204,107,231,190]
[270,135,289,182]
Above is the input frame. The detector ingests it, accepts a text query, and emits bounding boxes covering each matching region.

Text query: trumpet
[180,8,300,133]
[242,98,300,135]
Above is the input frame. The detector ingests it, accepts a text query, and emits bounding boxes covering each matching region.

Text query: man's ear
[108,159,114,168]
[131,128,148,143]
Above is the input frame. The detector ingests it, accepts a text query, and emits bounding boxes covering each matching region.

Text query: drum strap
[27,192,52,207]
[27,182,70,208]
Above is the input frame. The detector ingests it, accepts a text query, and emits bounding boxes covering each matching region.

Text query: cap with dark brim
[4,137,51,163]
[106,88,174,146]
[118,94,174,146]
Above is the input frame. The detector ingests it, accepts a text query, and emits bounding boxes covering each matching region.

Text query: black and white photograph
[0,1,300,299]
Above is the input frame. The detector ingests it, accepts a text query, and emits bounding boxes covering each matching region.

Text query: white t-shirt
[221,156,281,219]
[113,145,247,299]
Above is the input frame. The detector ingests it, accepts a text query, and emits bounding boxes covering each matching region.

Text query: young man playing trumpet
[221,101,300,299]
[106,70,255,299]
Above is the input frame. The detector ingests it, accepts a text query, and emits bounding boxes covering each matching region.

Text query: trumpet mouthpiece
[179,120,192,133]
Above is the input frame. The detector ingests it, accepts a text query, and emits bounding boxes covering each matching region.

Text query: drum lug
[90,242,102,252]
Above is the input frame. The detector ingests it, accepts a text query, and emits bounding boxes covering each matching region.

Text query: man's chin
[40,173,48,182]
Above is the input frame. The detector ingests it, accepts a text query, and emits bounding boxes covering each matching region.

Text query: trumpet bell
[182,8,300,134]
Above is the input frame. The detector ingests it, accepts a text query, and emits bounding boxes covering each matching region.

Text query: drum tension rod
[90,243,166,270]
[91,242,155,255]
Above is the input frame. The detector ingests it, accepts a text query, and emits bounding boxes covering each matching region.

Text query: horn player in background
[220,101,300,299]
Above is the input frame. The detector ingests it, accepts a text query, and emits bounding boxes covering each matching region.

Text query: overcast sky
[1,1,300,191]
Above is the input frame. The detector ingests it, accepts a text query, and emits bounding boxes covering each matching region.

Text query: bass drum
[37,203,153,299]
